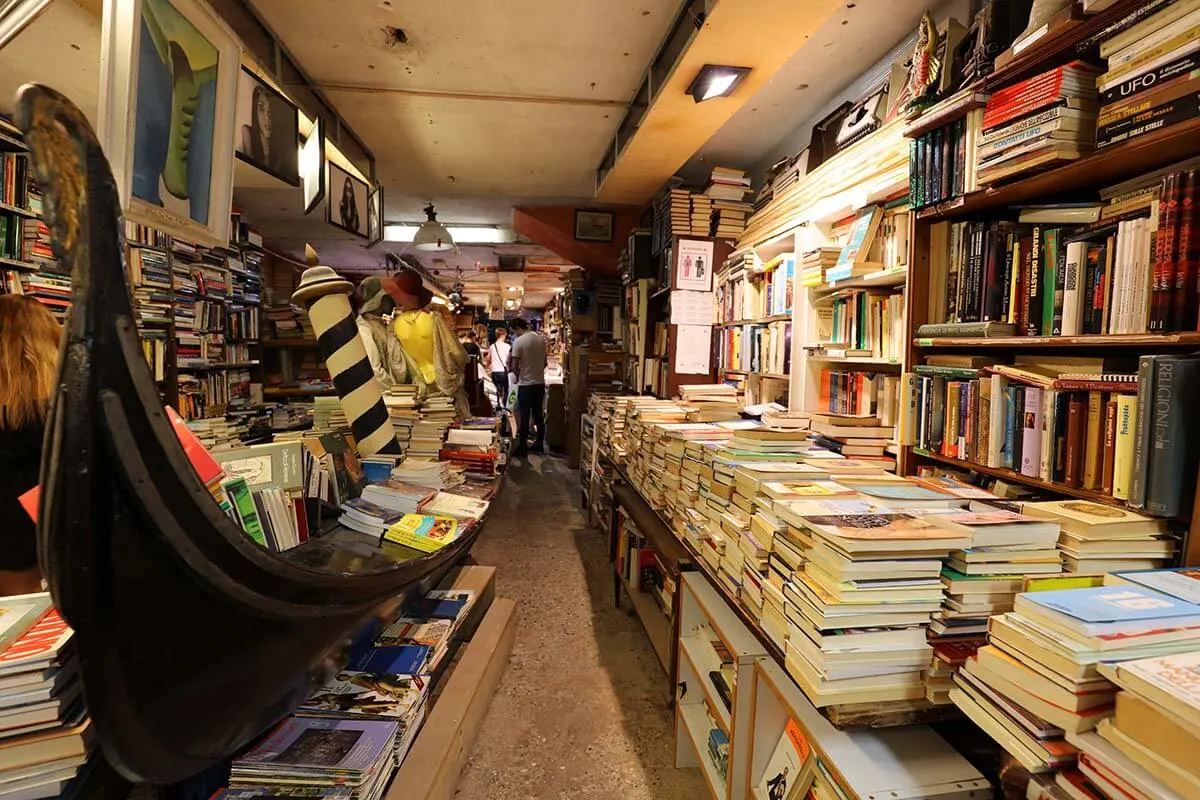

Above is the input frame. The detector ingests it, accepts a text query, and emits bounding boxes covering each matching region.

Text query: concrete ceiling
[248,0,683,226]
[0,0,100,123]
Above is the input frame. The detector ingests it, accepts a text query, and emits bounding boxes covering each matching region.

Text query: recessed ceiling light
[686,65,752,103]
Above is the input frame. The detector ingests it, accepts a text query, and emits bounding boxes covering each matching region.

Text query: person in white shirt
[488,328,511,409]
[508,318,547,455]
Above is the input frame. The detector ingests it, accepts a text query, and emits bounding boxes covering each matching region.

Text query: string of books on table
[216,582,483,800]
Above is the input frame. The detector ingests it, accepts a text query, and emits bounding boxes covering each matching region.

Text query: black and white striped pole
[292,245,403,457]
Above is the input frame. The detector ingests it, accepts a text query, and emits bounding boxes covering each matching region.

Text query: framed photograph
[327,162,369,238]
[300,117,325,215]
[234,67,299,186]
[366,183,384,246]
[98,0,240,245]
[574,209,614,242]
[675,238,715,292]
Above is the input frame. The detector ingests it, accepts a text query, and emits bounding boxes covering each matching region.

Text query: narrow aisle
[456,455,708,800]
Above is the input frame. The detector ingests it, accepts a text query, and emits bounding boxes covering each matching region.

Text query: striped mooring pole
[292,245,403,457]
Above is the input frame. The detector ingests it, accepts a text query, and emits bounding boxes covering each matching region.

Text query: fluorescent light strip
[385,224,512,244]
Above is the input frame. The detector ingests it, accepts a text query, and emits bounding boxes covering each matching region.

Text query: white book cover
[988,374,1006,468]
[1021,387,1043,478]
[1119,650,1200,711]
[1112,221,1129,334]
[1061,242,1086,336]
[1039,389,1056,481]
[756,719,816,800]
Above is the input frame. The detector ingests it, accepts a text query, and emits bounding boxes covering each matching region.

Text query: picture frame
[300,117,325,216]
[366,183,384,246]
[234,66,300,186]
[98,0,240,246]
[574,209,614,242]
[327,161,369,238]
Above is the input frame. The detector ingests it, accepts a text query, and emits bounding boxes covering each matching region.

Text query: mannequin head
[358,276,396,317]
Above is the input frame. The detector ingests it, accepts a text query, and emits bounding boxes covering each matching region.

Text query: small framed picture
[367,183,384,246]
[574,209,614,242]
[327,162,369,238]
[300,118,325,216]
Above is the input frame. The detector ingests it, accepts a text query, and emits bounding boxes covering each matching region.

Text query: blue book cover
[1001,386,1017,469]
[350,644,432,676]
[1112,568,1200,605]
[1021,585,1200,623]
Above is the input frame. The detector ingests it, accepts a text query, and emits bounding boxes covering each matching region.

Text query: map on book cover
[299,672,427,719]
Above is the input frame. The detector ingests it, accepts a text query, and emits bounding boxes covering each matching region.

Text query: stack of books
[0,596,91,800]
[392,458,463,490]
[705,166,751,201]
[800,248,840,288]
[678,384,741,422]
[780,506,973,706]
[926,510,1062,640]
[1096,1,1200,149]
[228,717,399,799]
[314,396,349,431]
[951,580,1200,779]
[1023,500,1174,573]
[712,200,754,239]
[338,497,406,536]
[809,412,895,469]
[440,419,501,476]
[976,61,1100,185]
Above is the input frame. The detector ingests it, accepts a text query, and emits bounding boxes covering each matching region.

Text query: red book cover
[1172,170,1197,331]
[0,608,71,668]
[165,406,224,487]
[1153,172,1179,331]
[18,486,37,523]
[984,72,1068,129]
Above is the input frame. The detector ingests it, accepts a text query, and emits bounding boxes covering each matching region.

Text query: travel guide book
[382,514,463,553]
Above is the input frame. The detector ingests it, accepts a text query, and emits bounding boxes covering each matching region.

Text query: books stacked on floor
[314,396,348,431]
[1023,500,1173,574]
[392,458,463,490]
[1095,0,1200,149]
[186,416,241,450]
[809,411,896,471]
[800,248,841,288]
[228,716,398,800]
[264,303,314,340]
[779,505,973,707]
[0,595,92,800]
[950,579,1200,779]
[678,383,741,422]
[759,407,809,431]
[976,61,1100,185]
[926,509,1062,643]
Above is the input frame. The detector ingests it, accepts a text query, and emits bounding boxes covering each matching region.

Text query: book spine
[1099,72,1200,126]
[983,72,1068,129]
[1082,242,1098,334]
[964,379,976,460]
[941,124,954,202]
[1010,385,1025,470]
[931,128,944,205]
[1102,397,1118,494]
[1146,357,1200,517]
[1065,395,1085,487]
[1061,240,1085,335]
[1028,225,1043,335]
[1097,91,1200,148]
[982,223,1003,321]
[1001,228,1016,323]
[966,222,985,322]
[1098,28,1200,91]
[1163,173,1183,332]
[1053,391,1070,483]
[989,374,1006,467]
[1039,388,1056,481]
[954,118,967,197]
[1043,228,1060,335]
[1174,170,1198,331]
[1021,386,1042,477]
[1099,237,1115,334]
[1127,354,1157,505]
[1083,391,1105,490]
[979,104,1079,145]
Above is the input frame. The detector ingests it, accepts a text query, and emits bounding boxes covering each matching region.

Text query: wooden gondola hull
[16,84,481,783]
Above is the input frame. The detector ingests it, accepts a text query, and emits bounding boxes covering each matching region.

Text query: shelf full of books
[899,0,1200,557]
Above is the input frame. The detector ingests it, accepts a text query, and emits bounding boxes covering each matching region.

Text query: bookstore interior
[9,0,1200,798]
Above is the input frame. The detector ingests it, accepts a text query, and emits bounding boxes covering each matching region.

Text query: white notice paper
[675,324,712,375]
[675,239,715,292]
[669,290,715,325]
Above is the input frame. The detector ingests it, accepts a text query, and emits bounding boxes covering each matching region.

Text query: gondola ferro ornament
[16,83,478,784]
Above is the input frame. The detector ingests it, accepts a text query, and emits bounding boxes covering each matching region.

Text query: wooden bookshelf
[914,332,1200,349]
[916,118,1200,222]
[912,449,1128,509]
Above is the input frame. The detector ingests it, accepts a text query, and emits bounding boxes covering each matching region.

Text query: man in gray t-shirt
[508,317,547,456]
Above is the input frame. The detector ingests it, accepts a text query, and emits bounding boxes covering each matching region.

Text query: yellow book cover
[383,514,461,553]
[1113,395,1137,500]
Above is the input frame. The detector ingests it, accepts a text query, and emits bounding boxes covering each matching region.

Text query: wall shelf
[914,332,1200,349]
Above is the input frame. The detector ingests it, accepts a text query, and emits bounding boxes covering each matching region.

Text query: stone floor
[454,452,709,800]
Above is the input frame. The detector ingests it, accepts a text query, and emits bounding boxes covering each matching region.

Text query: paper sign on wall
[675,239,715,292]
[675,324,712,374]
[669,290,715,325]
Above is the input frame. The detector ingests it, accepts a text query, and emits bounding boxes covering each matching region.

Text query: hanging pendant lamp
[413,203,454,251]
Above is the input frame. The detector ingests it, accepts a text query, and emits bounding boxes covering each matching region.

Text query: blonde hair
[0,295,61,430]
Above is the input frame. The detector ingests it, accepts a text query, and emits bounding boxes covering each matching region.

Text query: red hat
[386,269,432,309]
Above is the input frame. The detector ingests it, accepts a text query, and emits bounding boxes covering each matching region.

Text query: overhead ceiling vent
[497,254,526,271]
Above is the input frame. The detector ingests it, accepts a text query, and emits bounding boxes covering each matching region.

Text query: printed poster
[675,239,715,292]
[675,324,712,374]
[669,290,716,325]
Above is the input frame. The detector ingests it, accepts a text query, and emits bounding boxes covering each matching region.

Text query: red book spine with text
[984,72,1071,130]
[1172,170,1197,331]
[1153,173,1180,331]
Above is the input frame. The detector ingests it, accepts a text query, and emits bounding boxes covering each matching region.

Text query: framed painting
[327,162,369,238]
[300,117,325,215]
[366,183,384,246]
[234,66,300,186]
[98,0,240,246]
[574,209,614,242]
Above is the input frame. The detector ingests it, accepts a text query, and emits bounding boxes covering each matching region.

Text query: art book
[298,672,427,720]
[382,514,462,553]
[802,513,969,542]
[235,716,397,772]
[755,719,815,800]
